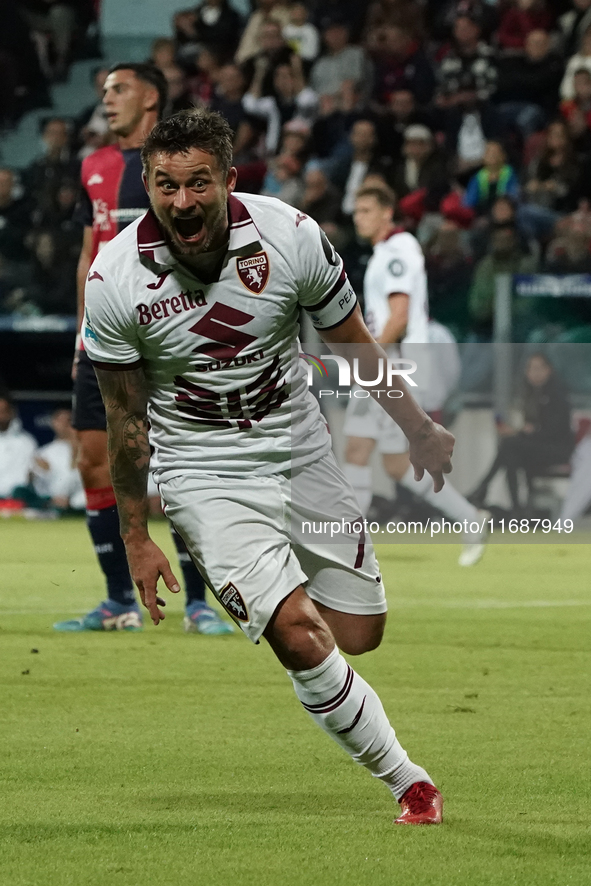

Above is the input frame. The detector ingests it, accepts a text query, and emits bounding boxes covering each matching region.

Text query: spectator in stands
[427,0,499,43]
[435,14,497,110]
[544,210,591,272]
[186,48,221,107]
[463,141,519,217]
[74,67,111,159]
[163,64,195,115]
[425,220,474,340]
[367,24,435,107]
[560,424,591,524]
[435,14,499,175]
[0,394,37,501]
[469,353,574,513]
[365,0,425,41]
[235,0,291,65]
[21,228,77,314]
[310,23,372,101]
[31,407,84,511]
[18,0,78,82]
[243,56,317,155]
[520,119,581,238]
[148,37,177,72]
[0,168,31,264]
[495,30,564,139]
[299,166,342,228]
[561,24,591,99]
[261,152,304,206]
[24,117,79,218]
[182,0,242,60]
[310,86,361,159]
[241,19,295,97]
[282,3,320,64]
[279,118,312,161]
[388,124,449,206]
[559,0,591,60]
[308,0,367,34]
[497,0,554,52]
[210,63,248,134]
[0,1,50,125]
[561,66,591,127]
[324,119,388,217]
[468,223,538,340]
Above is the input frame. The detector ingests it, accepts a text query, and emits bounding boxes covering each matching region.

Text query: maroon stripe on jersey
[90,359,144,371]
[301,666,354,714]
[137,209,165,250]
[336,696,366,734]
[303,268,346,313]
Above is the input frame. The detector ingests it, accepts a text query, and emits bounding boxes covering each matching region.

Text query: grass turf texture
[0,519,590,886]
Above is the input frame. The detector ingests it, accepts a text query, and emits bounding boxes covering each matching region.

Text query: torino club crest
[236,252,269,294]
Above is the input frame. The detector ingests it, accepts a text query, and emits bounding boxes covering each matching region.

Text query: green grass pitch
[1,518,590,886]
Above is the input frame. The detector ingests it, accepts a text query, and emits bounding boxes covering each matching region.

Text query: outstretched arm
[320,306,454,492]
[95,365,180,623]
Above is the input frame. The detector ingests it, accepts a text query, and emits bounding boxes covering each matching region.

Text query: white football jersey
[83,193,357,480]
[363,230,429,345]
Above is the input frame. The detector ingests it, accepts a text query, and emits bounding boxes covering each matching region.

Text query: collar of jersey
[136,194,262,273]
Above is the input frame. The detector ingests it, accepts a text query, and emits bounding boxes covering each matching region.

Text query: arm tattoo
[95,366,150,537]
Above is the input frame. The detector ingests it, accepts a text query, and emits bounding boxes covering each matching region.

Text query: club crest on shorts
[236,252,269,294]
[219,581,249,622]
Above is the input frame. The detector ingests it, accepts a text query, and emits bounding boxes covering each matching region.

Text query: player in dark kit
[55,63,233,634]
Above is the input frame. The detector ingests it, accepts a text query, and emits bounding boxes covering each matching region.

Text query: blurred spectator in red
[463,141,519,216]
[236,0,291,65]
[283,3,320,64]
[367,24,435,107]
[24,117,79,218]
[0,168,32,264]
[559,0,591,59]
[241,19,294,96]
[310,23,373,102]
[561,24,591,99]
[561,66,591,126]
[0,394,37,500]
[495,30,563,139]
[18,0,79,81]
[387,124,449,207]
[497,0,554,52]
[74,66,111,159]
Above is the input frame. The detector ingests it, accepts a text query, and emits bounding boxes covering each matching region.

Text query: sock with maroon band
[288,646,433,800]
[85,487,136,607]
[169,526,207,607]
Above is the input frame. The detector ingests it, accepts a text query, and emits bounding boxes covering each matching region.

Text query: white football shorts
[343,392,409,454]
[159,451,386,643]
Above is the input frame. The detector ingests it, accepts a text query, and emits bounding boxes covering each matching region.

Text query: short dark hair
[141,108,234,177]
[108,63,168,118]
[355,186,396,209]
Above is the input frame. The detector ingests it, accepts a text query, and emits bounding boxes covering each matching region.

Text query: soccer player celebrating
[83,109,453,824]
[343,186,489,567]
[56,64,233,634]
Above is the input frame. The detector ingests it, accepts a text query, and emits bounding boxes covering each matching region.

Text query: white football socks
[399,465,478,523]
[343,464,372,517]
[288,647,433,800]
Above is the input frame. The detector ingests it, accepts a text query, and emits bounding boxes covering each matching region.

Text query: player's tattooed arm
[94,365,180,625]
[94,366,151,538]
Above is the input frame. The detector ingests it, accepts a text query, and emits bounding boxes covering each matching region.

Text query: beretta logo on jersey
[218,582,249,622]
[236,252,269,294]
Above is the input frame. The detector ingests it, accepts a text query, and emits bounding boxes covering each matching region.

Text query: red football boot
[394,782,443,825]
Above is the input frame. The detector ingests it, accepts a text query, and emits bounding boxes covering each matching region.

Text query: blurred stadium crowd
[3,0,591,344]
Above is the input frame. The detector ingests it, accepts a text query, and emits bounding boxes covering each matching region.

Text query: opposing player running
[343,186,488,567]
[57,64,232,634]
[83,109,453,824]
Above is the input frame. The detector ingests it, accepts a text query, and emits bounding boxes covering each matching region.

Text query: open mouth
[173,215,204,241]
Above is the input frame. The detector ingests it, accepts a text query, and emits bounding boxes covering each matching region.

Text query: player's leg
[342,395,381,517]
[264,588,442,824]
[169,525,234,635]
[382,450,489,567]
